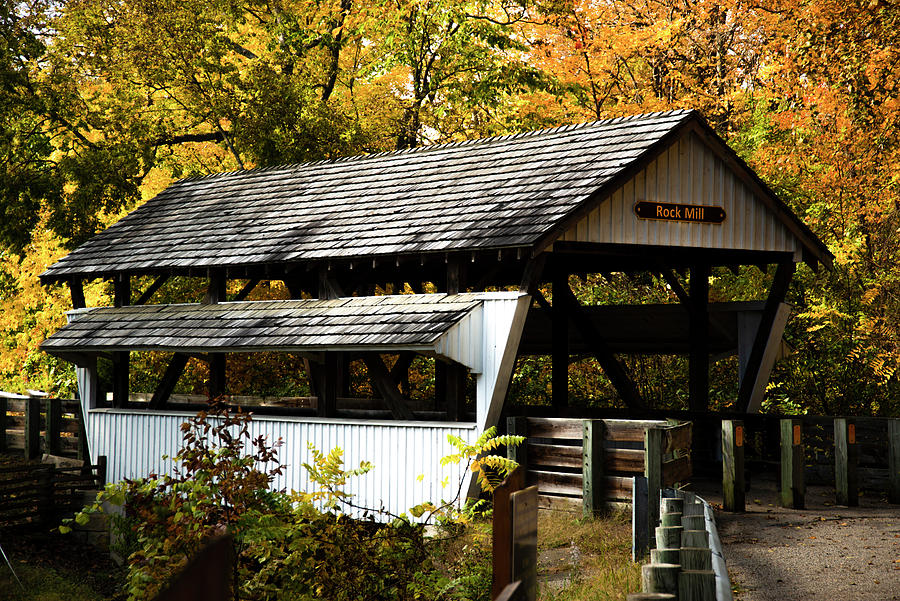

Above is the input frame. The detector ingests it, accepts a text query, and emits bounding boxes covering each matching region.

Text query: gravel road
[693,477,900,601]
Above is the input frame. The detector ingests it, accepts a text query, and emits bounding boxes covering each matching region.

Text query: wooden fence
[0,457,106,529]
[506,418,692,514]
[1,394,88,459]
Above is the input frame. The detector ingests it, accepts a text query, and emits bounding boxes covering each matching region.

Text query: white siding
[86,409,476,519]
[559,131,801,258]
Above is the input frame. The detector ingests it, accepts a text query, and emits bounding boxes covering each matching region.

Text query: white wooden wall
[85,408,477,518]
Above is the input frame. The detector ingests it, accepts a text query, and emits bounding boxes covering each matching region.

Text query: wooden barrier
[1,395,86,460]
[890,419,900,504]
[0,457,106,529]
[508,417,692,514]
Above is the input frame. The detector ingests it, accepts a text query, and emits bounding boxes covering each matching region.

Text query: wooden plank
[890,419,900,504]
[494,581,524,601]
[537,494,582,512]
[722,419,745,512]
[606,448,646,473]
[583,420,605,517]
[134,274,169,305]
[526,418,582,440]
[527,443,580,469]
[662,422,692,454]
[632,475,649,561]
[510,485,538,601]
[528,470,582,497]
[662,455,691,486]
[834,418,859,507]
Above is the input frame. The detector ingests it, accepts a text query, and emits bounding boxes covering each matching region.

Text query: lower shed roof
[41,293,501,371]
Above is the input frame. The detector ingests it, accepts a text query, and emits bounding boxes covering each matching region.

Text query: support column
[688,263,710,412]
[206,272,226,399]
[552,271,569,411]
[112,275,131,408]
[317,352,338,417]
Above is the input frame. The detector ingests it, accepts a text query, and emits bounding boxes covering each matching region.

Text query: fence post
[889,419,900,505]
[0,396,7,452]
[25,396,41,459]
[645,426,663,546]
[632,475,649,561]
[76,401,90,462]
[722,420,745,512]
[583,419,605,518]
[779,418,805,509]
[507,417,527,471]
[834,418,859,507]
[96,455,108,487]
[45,398,62,455]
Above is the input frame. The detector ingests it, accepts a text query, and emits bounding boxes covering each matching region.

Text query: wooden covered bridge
[39,110,832,513]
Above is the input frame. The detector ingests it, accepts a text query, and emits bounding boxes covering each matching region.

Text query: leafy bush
[65,400,522,601]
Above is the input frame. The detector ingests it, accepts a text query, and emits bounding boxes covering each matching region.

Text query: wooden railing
[0,457,106,529]
[507,417,692,514]
[0,394,88,459]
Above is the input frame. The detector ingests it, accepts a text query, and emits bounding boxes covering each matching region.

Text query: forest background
[2,0,898,417]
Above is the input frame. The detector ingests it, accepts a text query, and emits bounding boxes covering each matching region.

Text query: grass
[0,560,106,601]
[537,508,643,600]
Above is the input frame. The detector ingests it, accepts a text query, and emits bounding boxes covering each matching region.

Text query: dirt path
[692,477,900,601]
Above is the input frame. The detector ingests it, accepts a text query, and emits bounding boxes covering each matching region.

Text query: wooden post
[507,417,528,470]
[552,270,569,411]
[722,420,745,512]
[681,547,713,571]
[641,564,679,597]
[682,530,709,548]
[96,455,108,487]
[889,419,900,504]
[0,396,7,452]
[208,354,226,399]
[650,548,680,564]
[645,427,663,544]
[627,593,675,601]
[779,419,805,509]
[688,263,710,412]
[834,418,859,507]
[492,466,525,599]
[444,363,467,422]
[510,485,538,601]
[582,419,605,518]
[37,465,54,526]
[633,475,650,561]
[25,396,41,459]
[655,526,683,550]
[112,275,131,408]
[75,397,91,462]
[45,398,61,455]
[679,570,716,601]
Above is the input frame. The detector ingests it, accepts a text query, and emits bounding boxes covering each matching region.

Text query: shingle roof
[40,294,481,353]
[41,111,699,282]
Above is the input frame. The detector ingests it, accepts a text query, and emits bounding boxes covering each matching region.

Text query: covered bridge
[40,110,832,513]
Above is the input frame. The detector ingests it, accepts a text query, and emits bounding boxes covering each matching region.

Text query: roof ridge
[168,110,697,185]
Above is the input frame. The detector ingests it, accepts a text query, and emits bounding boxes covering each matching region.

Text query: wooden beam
[69,278,86,310]
[318,265,345,299]
[231,278,260,302]
[519,253,547,294]
[362,354,414,419]
[391,352,415,397]
[738,262,795,412]
[660,270,690,306]
[112,351,129,408]
[208,354,226,399]
[551,270,569,411]
[204,272,226,304]
[149,353,190,408]
[555,285,647,410]
[317,353,338,417]
[134,274,169,305]
[114,274,131,307]
[689,263,710,412]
